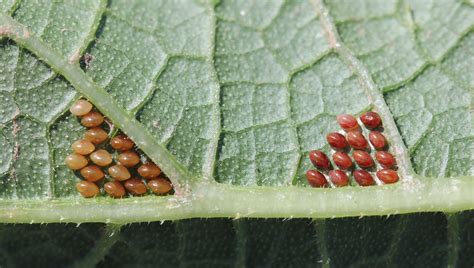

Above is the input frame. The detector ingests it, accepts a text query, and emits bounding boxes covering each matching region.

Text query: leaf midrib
[0,176,472,223]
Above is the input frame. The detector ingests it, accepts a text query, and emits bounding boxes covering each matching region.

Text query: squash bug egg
[352,150,374,168]
[124,178,147,196]
[108,164,131,181]
[76,181,99,198]
[84,127,108,145]
[104,181,126,198]
[306,170,327,188]
[90,149,113,167]
[346,131,368,149]
[70,99,93,116]
[328,170,349,187]
[360,111,381,129]
[138,163,162,179]
[376,169,399,184]
[326,132,348,149]
[80,165,105,182]
[353,170,375,186]
[110,134,134,151]
[71,139,95,155]
[117,151,140,168]
[65,154,88,170]
[332,152,353,170]
[148,178,173,195]
[81,111,104,128]
[375,151,396,167]
[309,150,330,169]
[368,131,386,149]
[337,114,359,131]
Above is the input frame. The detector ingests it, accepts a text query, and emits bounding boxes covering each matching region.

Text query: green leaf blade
[0,0,472,219]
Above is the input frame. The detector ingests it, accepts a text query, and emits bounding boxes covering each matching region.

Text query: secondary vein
[72,223,123,268]
[0,13,196,194]
[313,220,330,268]
[446,214,460,268]
[309,0,415,180]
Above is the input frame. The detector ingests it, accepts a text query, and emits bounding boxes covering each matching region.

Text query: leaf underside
[0,0,473,266]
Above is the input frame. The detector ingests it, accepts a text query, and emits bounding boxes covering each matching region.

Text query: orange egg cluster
[306,111,398,188]
[66,99,173,198]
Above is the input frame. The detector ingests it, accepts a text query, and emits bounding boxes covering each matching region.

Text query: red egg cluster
[66,99,174,198]
[306,111,398,188]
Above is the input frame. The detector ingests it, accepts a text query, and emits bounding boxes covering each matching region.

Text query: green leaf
[0,0,473,266]
[0,213,473,267]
